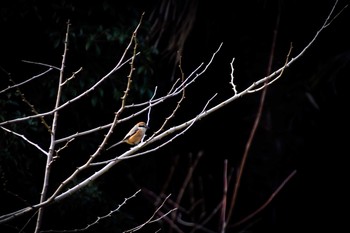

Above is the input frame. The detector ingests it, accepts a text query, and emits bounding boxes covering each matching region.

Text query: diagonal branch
[0,126,48,156]
[123,194,176,233]
[230,170,297,228]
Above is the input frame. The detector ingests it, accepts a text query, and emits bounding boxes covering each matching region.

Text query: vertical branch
[155,155,180,206]
[153,52,186,135]
[34,20,70,233]
[119,33,137,109]
[226,6,281,225]
[103,12,145,152]
[220,160,228,233]
[41,14,145,207]
[117,12,145,114]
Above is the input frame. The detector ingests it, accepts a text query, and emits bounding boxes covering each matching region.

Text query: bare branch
[0,68,55,94]
[34,19,71,233]
[229,58,237,95]
[0,126,48,156]
[123,194,176,233]
[21,59,61,70]
[220,160,228,233]
[171,152,203,222]
[61,67,83,86]
[41,190,141,232]
[0,48,140,127]
[230,170,297,228]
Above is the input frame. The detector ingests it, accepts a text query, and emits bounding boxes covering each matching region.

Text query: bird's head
[137,121,149,129]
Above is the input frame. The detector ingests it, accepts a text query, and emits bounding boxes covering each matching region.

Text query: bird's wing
[123,124,139,140]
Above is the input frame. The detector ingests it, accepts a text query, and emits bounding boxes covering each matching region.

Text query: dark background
[1,0,349,232]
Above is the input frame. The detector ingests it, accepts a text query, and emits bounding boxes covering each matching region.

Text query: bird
[106,121,149,150]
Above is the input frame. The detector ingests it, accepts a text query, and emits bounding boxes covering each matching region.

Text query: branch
[230,170,297,228]
[0,126,48,156]
[0,67,56,94]
[34,19,71,233]
[55,44,215,145]
[41,190,141,232]
[225,6,283,224]
[123,194,176,233]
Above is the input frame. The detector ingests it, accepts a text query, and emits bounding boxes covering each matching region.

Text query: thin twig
[0,68,55,94]
[123,194,176,233]
[41,190,141,232]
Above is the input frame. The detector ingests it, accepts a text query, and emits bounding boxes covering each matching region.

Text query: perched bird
[106,121,149,150]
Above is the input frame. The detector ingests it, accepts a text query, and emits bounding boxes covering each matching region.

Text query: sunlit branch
[0,68,55,94]
[40,190,142,233]
[0,53,140,127]
[0,126,48,156]
[123,194,176,233]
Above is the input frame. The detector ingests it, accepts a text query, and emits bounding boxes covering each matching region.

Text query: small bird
[106,121,149,150]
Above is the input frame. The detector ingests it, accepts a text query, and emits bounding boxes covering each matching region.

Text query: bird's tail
[106,140,123,150]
